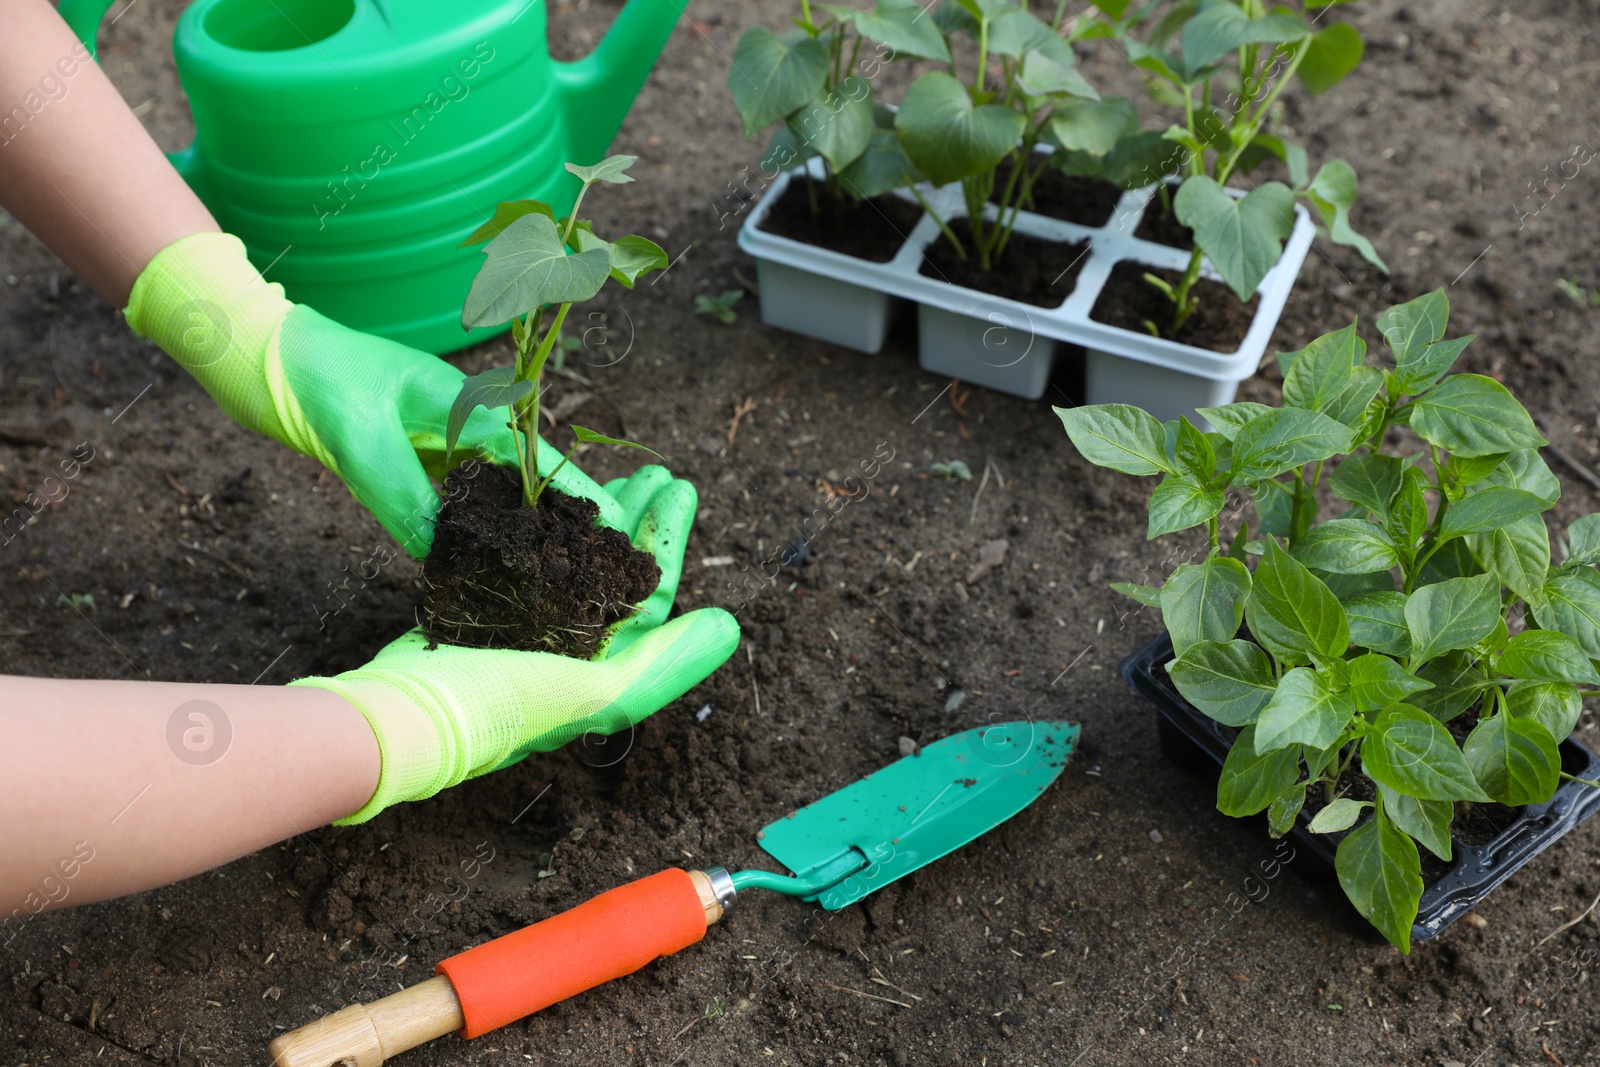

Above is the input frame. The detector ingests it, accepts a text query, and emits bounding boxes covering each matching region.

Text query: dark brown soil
[1134,190,1196,250]
[993,159,1125,227]
[758,177,923,263]
[419,465,659,658]
[1092,261,1259,351]
[10,2,1600,1066]
[917,219,1088,307]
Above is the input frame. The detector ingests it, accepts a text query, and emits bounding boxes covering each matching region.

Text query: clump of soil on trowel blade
[419,464,660,659]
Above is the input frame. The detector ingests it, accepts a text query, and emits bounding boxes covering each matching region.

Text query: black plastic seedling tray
[1121,633,1600,943]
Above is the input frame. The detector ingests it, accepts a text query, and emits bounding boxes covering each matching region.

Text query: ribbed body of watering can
[61,0,681,354]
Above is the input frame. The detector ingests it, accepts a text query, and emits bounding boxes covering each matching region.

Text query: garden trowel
[267,720,1078,1067]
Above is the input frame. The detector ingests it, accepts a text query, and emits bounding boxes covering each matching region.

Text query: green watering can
[61,0,682,354]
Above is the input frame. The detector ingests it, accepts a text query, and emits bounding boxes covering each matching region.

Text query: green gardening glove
[292,463,739,824]
[122,230,620,556]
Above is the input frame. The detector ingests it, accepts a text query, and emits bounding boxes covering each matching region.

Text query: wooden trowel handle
[266,869,729,1067]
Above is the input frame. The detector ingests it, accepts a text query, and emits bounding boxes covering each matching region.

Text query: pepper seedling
[450,155,668,507]
[1062,289,1600,952]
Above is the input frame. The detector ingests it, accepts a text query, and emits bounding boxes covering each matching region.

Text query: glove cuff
[123,231,296,440]
[290,671,468,825]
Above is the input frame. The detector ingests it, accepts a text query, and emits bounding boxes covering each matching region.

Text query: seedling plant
[449,155,667,506]
[1078,0,1386,334]
[1061,290,1600,951]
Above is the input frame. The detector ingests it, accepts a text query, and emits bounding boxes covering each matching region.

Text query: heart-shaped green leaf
[1505,680,1583,741]
[459,199,556,247]
[825,0,951,61]
[788,76,876,172]
[446,367,532,458]
[1377,784,1453,862]
[729,27,830,137]
[1405,573,1502,663]
[1298,22,1363,96]
[1161,554,1252,657]
[1147,473,1225,539]
[463,214,612,328]
[1175,177,1296,300]
[1290,518,1399,575]
[1180,5,1305,75]
[896,71,1026,186]
[1463,713,1561,806]
[1254,665,1357,753]
[1532,567,1600,658]
[1056,403,1172,476]
[565,154,638,186]
[1307,160,1387,274]
[1329,453,1402,516]
[1048,98,1136,155]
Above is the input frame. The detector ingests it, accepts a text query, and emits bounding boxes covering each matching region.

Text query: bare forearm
[0,0,217,305]
[0,677,379,914]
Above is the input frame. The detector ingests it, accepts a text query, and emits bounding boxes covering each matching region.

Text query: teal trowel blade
[756,720,1079,910]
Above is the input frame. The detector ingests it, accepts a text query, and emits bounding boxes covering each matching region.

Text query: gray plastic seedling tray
[738,157,1314,418]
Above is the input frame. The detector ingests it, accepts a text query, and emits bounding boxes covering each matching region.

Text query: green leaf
[1100,129,1185,188]
[1298,22,1363,96]
[1308,797,1370,834]
[1377,288,1447,367]
[827,0,951,61]
[1168,639,1277,726]
[601,234,669,288]
[1148,474,1225,539]
[1377,784,1453,862]
[1218,726,1303,817]
[1180,5,1305,72]
[1018,47,1100,99]
[1048,98,1136,155]
[1196,401,1274,441]
[459,199,555,246]
[1532,567,1600,658]
[1345,591,1412,657]
[1290,518,1400,575]
[565,153,638,186]
[1498,629,1600,684]
[1346,654,1433,712]
[1464,714,1561,805]
[1566,513,1600,565]
[1467,513,1550,606]
[729,27,830,137]
[1438,487,1551,541]
[1174,177,1296,301]
[1405,573,1502,663]
[1161,555,1252,657]
[988,6,1059,58]
[1280,320,1362,413]
[1363,704,1490,802]
[1336,803,1422,952]
[1172,416,1216,481]
[838,128,924,199]
[1305,159,1387,274]
[1247,538,1349,665]
[1267,782,1308,838]
[1505,680,1583,741]
[1448,452,1510,491]
[570,424,663,458]
[1110,581,1164,608]
[1330,454,1403,516]
[1481,449,1560,505]
[1230,407,1351,482]
[896,72,1027,186]
[1408,652,1488,723]
[1255,666,1357,753]
[1235,132,1309,189]
[1056,404,1173,476]
[1409,374,1547,459]
[462,214,611,328]
[446,367,533,458]
[786,78,876,172]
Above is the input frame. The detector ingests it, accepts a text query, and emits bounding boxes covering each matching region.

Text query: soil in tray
[990,160,1125,227]
[419,463,660,659]
[758,177,924,263]
[917,219,1089,308]
[1091,261,1257,351]
[1134,190,1195,250]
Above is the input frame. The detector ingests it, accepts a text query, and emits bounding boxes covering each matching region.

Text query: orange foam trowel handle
[436,868,709,1039]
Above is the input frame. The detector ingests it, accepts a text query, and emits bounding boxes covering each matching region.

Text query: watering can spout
[552,0,682,165]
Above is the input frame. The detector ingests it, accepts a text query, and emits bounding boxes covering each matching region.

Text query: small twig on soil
[829,984,913,1009]
[1544,1040,1566,1067]
[1546,441,1600,493]
[1537,885,1600,946]
[948,379,971,417]
[869,967,923,1002]
[164,471,192,499]
[727,396,758,447]
[968,456,1005,529]
[731,264,758,294]
[673,1017,699,1039]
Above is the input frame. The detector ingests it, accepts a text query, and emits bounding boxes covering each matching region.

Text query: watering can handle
[56,0,207,188]
[265,868,728,1067]
[552,0,684,165]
